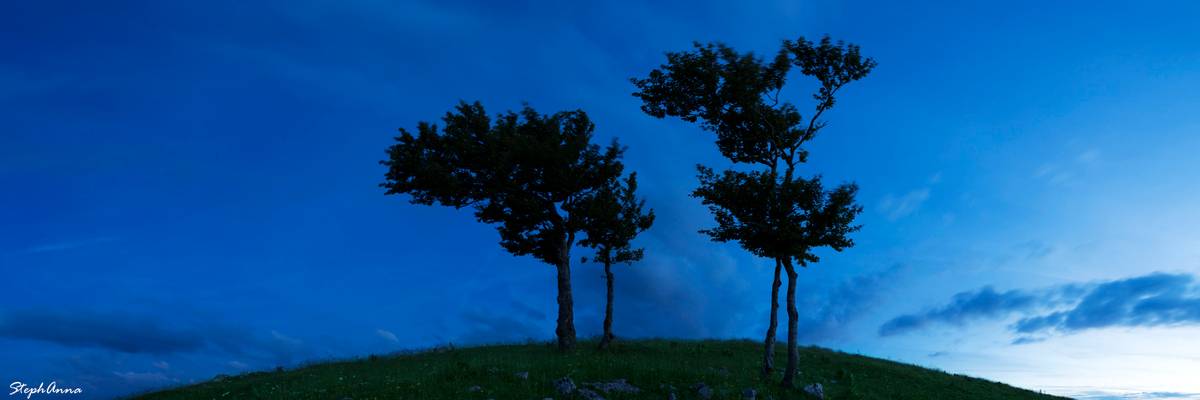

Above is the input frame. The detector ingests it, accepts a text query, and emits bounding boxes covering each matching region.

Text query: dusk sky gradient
[4,1,1200,398]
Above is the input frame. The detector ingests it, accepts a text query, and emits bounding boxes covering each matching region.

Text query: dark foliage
[633,35,874,386]
[692,167,859,265]
[578,173,655,349]
[381,101,626,350]
[579,173,655,266]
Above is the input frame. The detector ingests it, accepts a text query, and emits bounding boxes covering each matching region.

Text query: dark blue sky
[4,1,1200,398]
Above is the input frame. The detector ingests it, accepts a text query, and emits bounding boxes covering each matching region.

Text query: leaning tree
[632,36,873,386]
[579,172,655,349]
[381,102,625,351]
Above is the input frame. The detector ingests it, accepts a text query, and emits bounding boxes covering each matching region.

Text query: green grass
[132,339,1067,400]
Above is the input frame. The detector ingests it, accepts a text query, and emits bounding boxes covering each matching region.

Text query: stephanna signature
[8,382,82,399]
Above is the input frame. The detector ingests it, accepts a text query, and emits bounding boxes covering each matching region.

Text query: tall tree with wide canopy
[632,36,873,386]
[380,102,625,351]
[579,173,655,350]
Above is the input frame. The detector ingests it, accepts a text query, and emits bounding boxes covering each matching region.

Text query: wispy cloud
[376,329,399,343]
[1033,148,1103,186]
[1062,388,1200,400]
[879,188,931,221]
[1016,240,1056,260]
[877,173,942,221]
[24,236,120,254]
[1076,148,1102,165]
[111,370,174,386]
[1010,336,1045,345]
[1033,164,1074,185]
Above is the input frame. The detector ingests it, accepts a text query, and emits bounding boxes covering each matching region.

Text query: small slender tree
[380,102,625,351]
[579,172,655,349]
[633,36,873,386]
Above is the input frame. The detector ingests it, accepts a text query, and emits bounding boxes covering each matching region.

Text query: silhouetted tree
[632,36,873,386]
[579,173,655,349]
[380,102,625,351]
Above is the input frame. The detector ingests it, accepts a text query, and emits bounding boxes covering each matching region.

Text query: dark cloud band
[0,310,205,354]
[878,286,1040,336]
[879,272,1200,342]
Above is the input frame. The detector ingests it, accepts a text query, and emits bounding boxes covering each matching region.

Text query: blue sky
[3,1,1200,398]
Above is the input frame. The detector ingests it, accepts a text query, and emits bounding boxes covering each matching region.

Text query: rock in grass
[515,371,529,380]
[742,388,757,399]
[577,388,605,400]
[467,385,482,392]
[585,378,640,394]
[803,383,824,399]
[554,377,576,394]
[661,384,678,400]
[693,383,713,399]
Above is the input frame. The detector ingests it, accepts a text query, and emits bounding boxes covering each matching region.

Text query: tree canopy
[633,35,874,386]
[579,172,655,349]
[381,101,626,350]
[579,173,655,266]
[382,102,624,265]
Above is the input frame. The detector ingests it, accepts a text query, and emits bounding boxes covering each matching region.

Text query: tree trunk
[555,238,577,351]
[781,258,800,388]
[762,258,782,377]
[598,259,615,350]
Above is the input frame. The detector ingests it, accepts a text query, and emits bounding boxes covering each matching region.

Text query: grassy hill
[133,339,1067,400]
